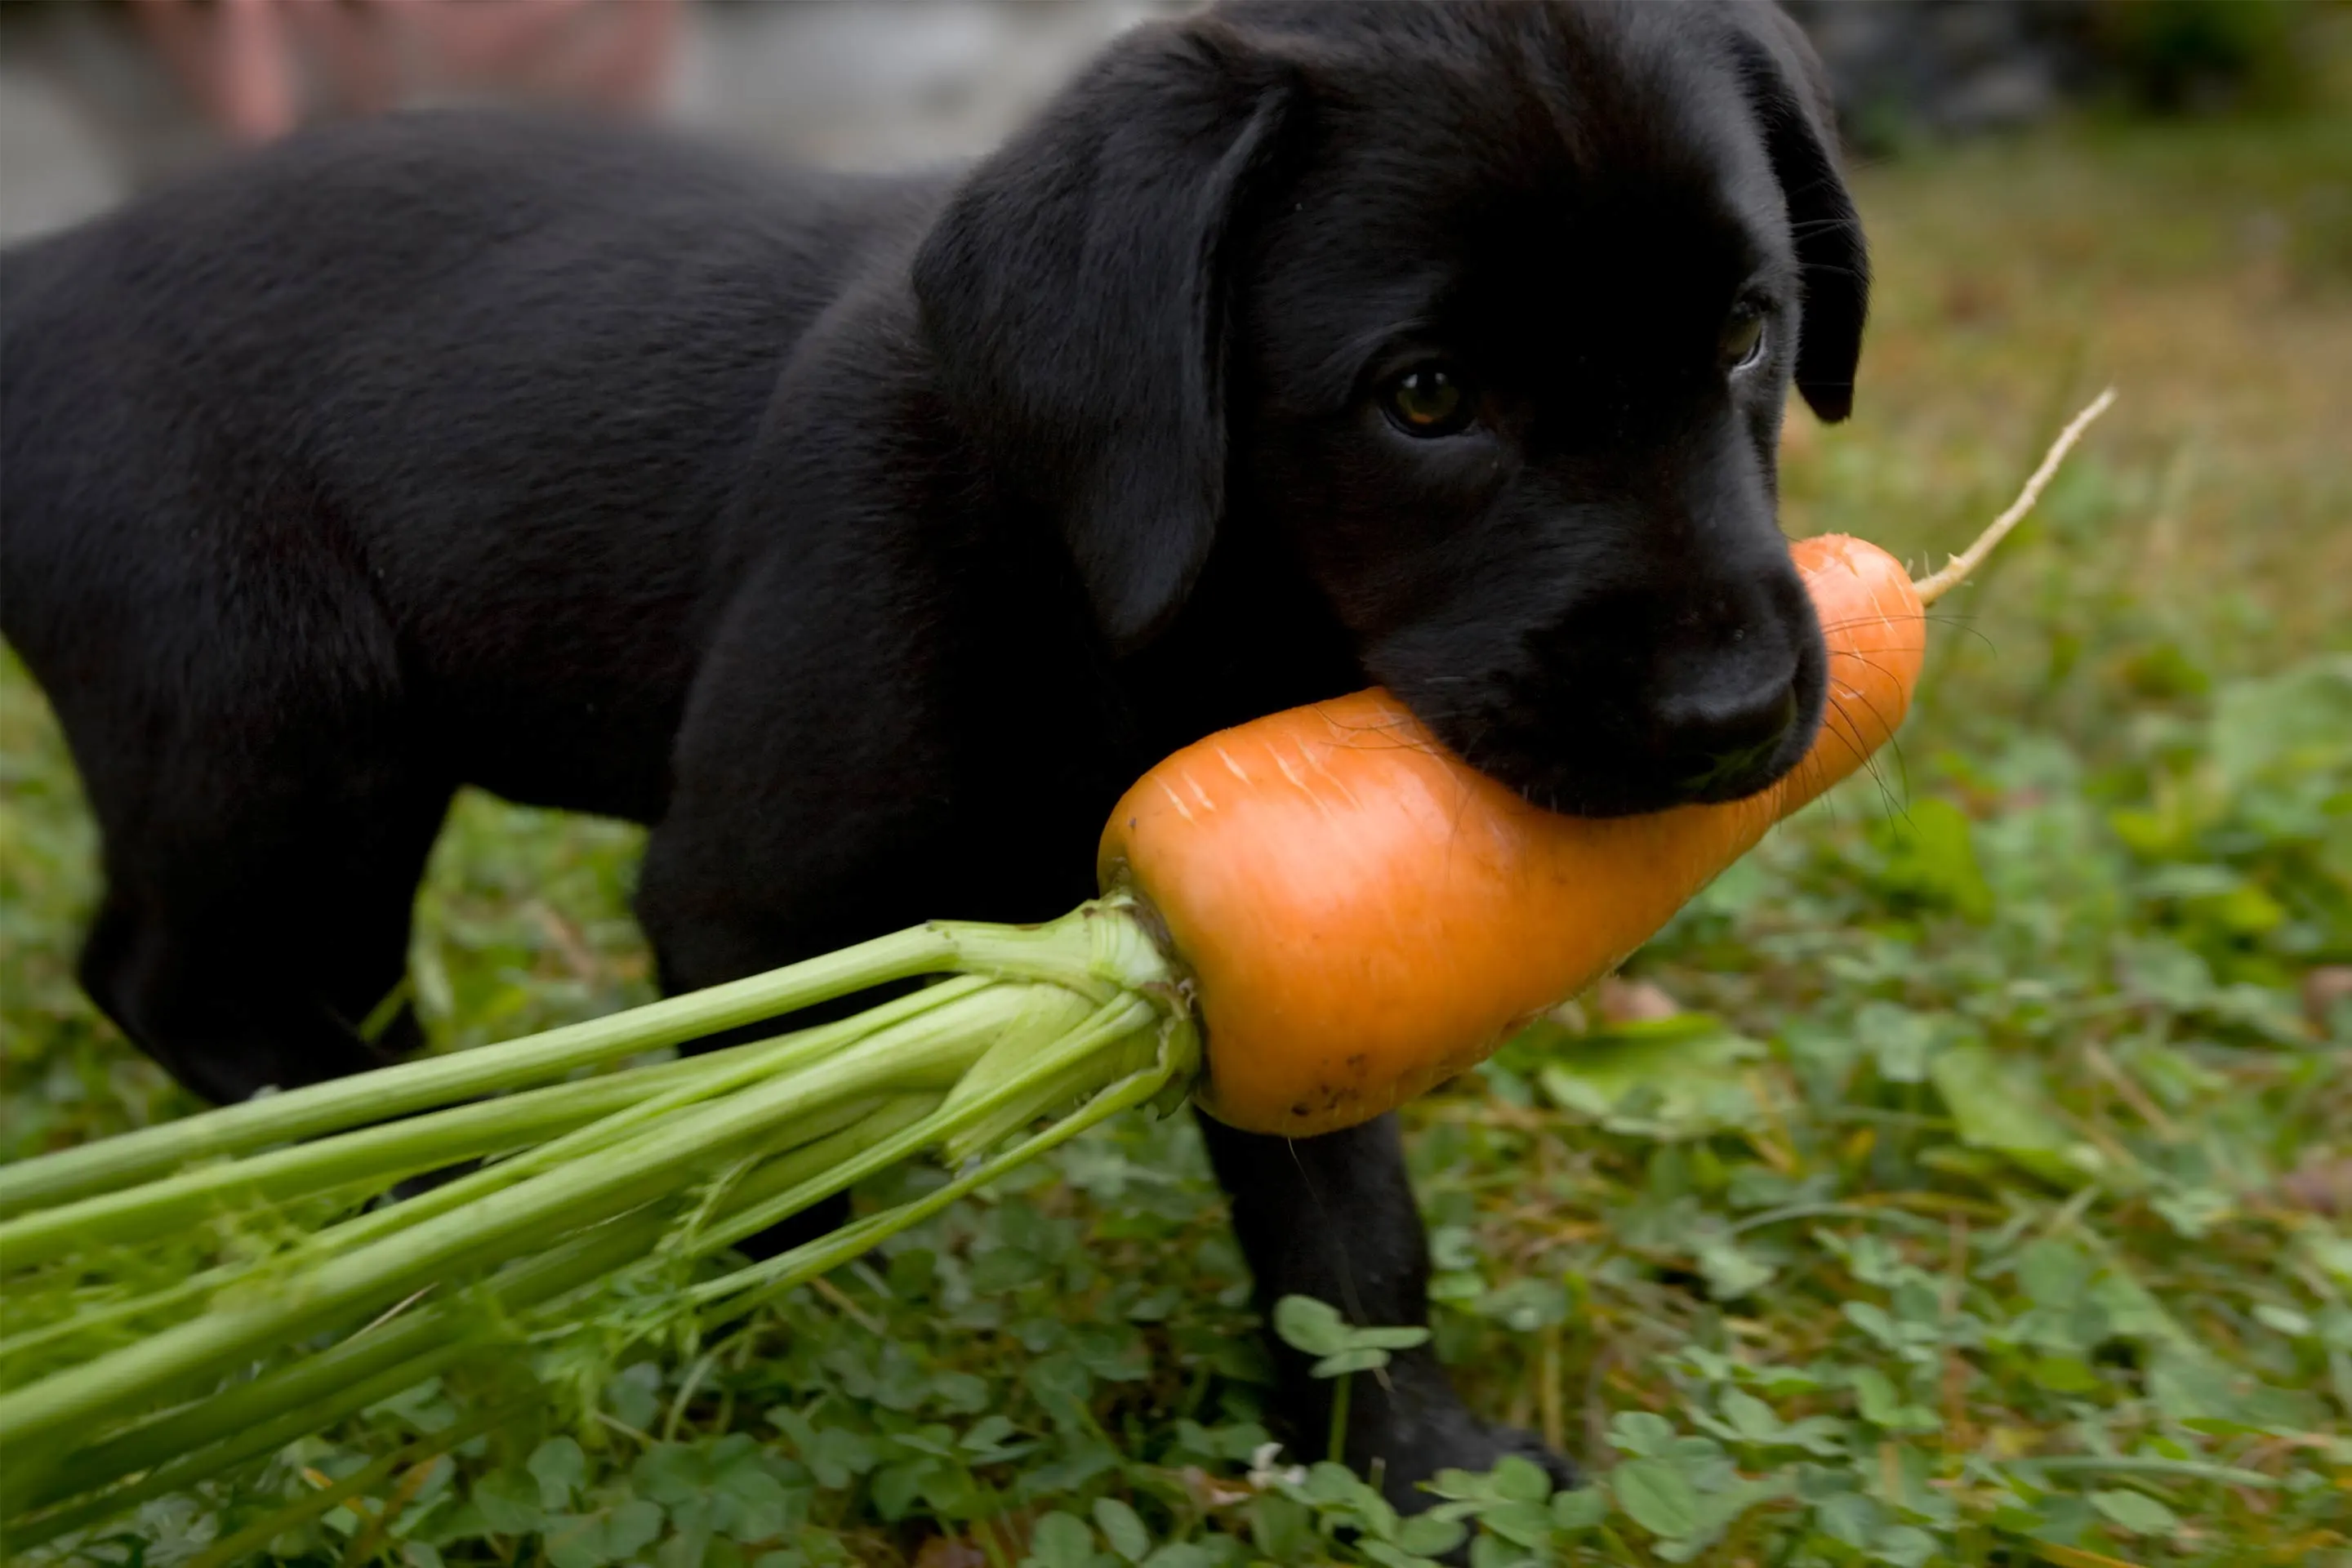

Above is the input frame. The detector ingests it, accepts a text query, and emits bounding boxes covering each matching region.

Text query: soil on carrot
[4,113,2349,1566]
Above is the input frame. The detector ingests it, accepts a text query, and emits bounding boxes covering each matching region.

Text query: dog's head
[914,0,1868,816]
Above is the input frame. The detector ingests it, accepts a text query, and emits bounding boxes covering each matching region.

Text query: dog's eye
[1721,308,1768,372]
[1383,364,1475,437]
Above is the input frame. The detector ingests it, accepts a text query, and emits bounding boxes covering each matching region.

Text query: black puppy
[0,0,1864,1502]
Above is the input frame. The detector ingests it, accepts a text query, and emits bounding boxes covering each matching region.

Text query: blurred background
[1,2,2345,239]
[2,7,2350,1561]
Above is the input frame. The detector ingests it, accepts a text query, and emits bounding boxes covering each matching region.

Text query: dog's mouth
[1445,737,1790,820]
[1393,643,1829,821]
[1424,710,1815,818]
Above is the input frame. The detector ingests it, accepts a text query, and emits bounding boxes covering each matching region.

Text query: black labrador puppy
[0,0,1864,1502]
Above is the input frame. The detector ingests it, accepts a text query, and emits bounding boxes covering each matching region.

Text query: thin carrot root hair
[1912,387,2116,606]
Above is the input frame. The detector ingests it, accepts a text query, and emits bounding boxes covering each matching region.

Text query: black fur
[0,0,1863,1506]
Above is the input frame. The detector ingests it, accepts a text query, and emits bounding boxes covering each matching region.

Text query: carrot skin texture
[1772,533,1925,816]
[1098,533,1925,1137]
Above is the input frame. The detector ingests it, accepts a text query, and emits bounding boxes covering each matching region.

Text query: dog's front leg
[1195,1110,1577,1512]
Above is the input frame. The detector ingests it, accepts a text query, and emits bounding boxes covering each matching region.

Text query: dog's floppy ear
[912,20,1296,652]
[1727,3,1869,422]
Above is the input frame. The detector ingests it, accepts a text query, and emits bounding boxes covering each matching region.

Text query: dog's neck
[1116,519,1364,760]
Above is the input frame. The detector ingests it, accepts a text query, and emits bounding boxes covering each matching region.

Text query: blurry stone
[2306,965,2352,1032]
[2279,1154,2352,1215]
[911,1535,990,1568]
[1595,977,1681,1026]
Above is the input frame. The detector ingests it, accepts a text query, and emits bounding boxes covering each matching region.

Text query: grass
[4,110,2352,1567]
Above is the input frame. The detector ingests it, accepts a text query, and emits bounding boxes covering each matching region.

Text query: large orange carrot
[1102,391,2115,1136]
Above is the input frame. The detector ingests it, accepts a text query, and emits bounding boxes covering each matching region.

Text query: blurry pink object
[133,0,683,145]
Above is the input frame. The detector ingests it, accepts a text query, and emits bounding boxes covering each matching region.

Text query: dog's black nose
[1658,676,1801,794]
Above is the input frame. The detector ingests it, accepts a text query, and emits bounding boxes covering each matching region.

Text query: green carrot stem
[1,898,1195,1530]
[0,981,1041,1448]
[16,1114,932,1533]
[0,901,1162,1223]
[935,982,1153,1125]
[0,977,1013,1383]
[21,1094,944,1525]
[0,1040,766,1268]
[6,1090,899,1403]
[695,1033,1192,1326]
[0,1051,915,1380]
[13,1344,476,1550]
[936,1001,1171,1166]
[12,1060,1163,1533]
[255,974,991,1272]
[661,1094,943,1264]
[928,898,1180,1000]
[677,994,1155,1297]
[2,1263,223,1374]
[0,921,972,1218]
[22,1204,676,1517]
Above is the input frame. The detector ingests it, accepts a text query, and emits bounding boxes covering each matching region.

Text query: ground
[3,105,2350,1568]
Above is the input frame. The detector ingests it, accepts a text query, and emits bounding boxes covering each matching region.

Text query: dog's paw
[1321,1400,1579,1566]
[1357,1405,1579,1512]
[1453,1419,1581,1498]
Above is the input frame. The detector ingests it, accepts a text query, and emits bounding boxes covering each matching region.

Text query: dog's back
[0,110,942,819]
[0,109,961,1102]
